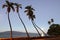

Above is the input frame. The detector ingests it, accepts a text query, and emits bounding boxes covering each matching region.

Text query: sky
[0,0,60,33]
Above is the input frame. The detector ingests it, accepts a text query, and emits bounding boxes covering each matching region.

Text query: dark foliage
[48,21,51,25]
[2,0,15,13]
[51,19,54,22]
[14,3,22,13]
[47,24,60,36]
[25,5,35,21]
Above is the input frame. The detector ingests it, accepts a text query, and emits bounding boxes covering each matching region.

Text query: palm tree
[34,23,48,36]
[51,18,54,24]
[24,5,41,36]
[48,18,54,25]
[14,3,30,38]
[2,0,15,40]
[51,19,54,22]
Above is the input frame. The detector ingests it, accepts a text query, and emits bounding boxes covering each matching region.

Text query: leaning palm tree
[24,5,41,36]
[2,0,15,40]
[34,23,48,36]
[14,3,30,38]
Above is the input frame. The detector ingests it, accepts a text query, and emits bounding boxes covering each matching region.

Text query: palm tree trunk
[33,23,47,36]
[8,13,12,40]
[31,20,41,36]
[17,13,30,38]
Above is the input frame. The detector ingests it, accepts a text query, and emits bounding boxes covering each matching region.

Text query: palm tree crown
[2,0,15,13]
[25,5,35,21]
[13,3,22,13]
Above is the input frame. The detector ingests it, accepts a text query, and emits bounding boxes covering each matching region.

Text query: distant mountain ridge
[0,31,39,38]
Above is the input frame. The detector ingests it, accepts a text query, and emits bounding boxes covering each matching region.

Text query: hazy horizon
[0,0,60,34]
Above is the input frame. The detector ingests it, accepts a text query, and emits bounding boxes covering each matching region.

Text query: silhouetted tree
[48,21,51,25]
[2,0,15,40]
[47,24,60,36]
[14,3,30,38]
[51,19,54,22]
[24,5,41,36]
[48,18,54,25]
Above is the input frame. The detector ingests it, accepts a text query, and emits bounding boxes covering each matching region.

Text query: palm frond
[11,5,15,12]
[25,5,35,11]
[31,17,34,21]
[6,0,10,5]
[25,6,31,9]
[33,15,36,18]
[2,4,7,8]
[13,3,22,13]
[13,3,22,8]
[31,8,35,11]
[24,10,28,12]
[11,2,15,5]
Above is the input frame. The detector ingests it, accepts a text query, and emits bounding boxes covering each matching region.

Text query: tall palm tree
[14,3,30,38]
[2,0,15,40]
[24,5,41,36]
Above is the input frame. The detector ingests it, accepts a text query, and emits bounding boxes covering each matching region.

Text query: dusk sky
[0,0,60,33]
